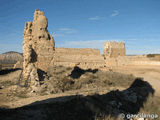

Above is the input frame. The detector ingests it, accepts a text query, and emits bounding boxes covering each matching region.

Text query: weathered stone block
[103,41,125,58]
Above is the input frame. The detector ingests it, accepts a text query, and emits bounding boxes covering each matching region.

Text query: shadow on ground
[37,69,48,82]
[69,66,98,79]
[0,68,21,75]
[0,78,155,120]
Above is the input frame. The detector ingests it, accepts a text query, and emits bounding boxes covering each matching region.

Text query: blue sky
[0,0,160,55]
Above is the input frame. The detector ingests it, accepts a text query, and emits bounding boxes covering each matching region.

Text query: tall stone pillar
[22,10,55,91]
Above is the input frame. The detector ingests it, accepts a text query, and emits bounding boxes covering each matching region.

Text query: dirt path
[134,72,160,96]
[113,65,160,96]
[0,86,125,108]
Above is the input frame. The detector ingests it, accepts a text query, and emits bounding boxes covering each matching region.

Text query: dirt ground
[0,67,133,108]
[0,65,160,120]
[0,65,160,107]
[111,65,160,96]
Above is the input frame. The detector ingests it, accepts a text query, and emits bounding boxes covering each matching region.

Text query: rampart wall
[105,55,160,67]
[54,48,105,69]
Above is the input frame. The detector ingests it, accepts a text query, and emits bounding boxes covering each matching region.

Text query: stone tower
[103,41,125,58]
[22,10,55,90]
[23,9,55,72]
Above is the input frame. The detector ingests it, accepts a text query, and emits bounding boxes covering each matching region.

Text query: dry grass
[40,66,135,95]
[139,95,160,119]
[147,54,160,61]
[94,95,160,120]
[0,81,15,88]
[0,63,14,70]
[0,70,21,88]
[0,65,159,120]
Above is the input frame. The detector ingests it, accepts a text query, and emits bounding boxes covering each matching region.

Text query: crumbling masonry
[23,10,55,91]
[103,41,125,58]
[22,10,130,90]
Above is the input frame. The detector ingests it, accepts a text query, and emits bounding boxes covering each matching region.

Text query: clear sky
[0,0,160,55]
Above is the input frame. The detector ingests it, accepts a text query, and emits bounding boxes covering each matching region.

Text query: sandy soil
[112,65,160,96]
[0,65,159,109]
[0,85,125,108]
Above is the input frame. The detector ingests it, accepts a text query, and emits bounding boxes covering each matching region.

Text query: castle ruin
[22,10,160,90]
[22,10,127,85]
[54,48,105,69]
[23,10,55,91]
[103,41,125,58]
[23,10,55,73]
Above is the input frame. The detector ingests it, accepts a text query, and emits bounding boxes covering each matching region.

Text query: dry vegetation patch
[0,66,159,120]
[41,66,135,95]
[147,54,160,61]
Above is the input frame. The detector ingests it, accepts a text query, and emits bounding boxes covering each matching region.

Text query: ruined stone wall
[105,55,160,67]
[55,48,100,55]
[22,10,160,79]
[103,41,160,67]
[54,48,105,69]
[103,42,125,58]
[22,10,55,91]
[23,9,55,73]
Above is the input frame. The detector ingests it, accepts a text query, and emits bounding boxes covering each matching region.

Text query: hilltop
[0,51,23,64]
